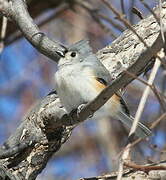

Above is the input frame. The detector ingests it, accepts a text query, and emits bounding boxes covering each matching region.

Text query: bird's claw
[77,103,87,114]
[70,103,94,121]
[78,103,94,118]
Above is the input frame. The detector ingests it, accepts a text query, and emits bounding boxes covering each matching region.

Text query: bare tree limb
[5,3,69,45]
[0,1,166,179]
[0,92,73,179]
[1,0,67,61]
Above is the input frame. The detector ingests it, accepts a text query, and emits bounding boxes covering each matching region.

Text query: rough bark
[0,1,165,180]
[2,0,66,45]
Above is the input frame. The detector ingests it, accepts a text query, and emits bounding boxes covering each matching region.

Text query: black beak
[56,45,68,57]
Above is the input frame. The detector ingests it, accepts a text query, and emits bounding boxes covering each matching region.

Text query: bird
[54,40,152,138]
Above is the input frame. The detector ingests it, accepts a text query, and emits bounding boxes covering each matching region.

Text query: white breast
[55,65,98,113]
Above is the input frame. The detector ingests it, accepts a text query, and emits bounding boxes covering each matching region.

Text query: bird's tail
[116,111,152,138]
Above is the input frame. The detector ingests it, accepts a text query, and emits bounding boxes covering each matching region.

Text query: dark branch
[0,0,165,179]
[7,0,67,61]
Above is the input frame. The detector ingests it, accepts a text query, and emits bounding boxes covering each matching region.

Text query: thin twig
[97,12,125,32]
[125,70,166,111]
[152,85,166,112]
[102,0,148,48]
[124,161,166,172]
[117,144,131,180]
[129,56,161,136]
[76,1,118,38]
[117,112,166,162]
[92,14,117,38]
[0,16,7,53]
[140,0,160,24]
[129,0,166,135]
[117,7,166,172]
[120,0,125,15]
[129,112,166,149]
[132,7,144,20]
[79,169,132,180]
[129,0,135,23]
[150,112,166,129]
[117,52,161,180]
[76,0,125,32]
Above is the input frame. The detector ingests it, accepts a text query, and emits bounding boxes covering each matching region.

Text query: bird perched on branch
[55,40,152,138]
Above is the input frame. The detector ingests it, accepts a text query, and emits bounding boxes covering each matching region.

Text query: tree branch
[0,1,166,179]
[2,0,67,61]
[79,161,166,180]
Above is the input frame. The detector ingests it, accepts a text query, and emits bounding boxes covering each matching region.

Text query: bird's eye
[70,51,77,57]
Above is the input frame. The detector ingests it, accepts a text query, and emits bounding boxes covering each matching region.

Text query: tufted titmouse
[55,40,152,138]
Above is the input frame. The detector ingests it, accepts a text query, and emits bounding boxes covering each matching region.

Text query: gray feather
[68,39,92,58]
[116,111,152,138]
